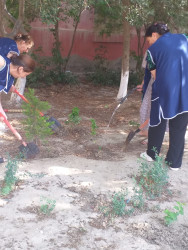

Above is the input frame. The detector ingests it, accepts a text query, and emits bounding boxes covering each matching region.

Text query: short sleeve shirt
[146,32,188,126]
[0,56,15,93]
[0,37,19,57]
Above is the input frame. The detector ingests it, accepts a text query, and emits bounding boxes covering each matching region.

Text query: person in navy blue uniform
[140,23,188,170]
[0,33,34,58]
[0,54,35,163]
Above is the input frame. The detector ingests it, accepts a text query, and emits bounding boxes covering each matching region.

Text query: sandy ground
[0,130,188,250]
[0,84,187,250]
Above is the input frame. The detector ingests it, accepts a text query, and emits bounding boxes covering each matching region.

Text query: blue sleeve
[0,38,19,57]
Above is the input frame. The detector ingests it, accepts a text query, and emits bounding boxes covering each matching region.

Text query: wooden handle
[14,89,44,117]
[139,119,149,130]
[0,112,22,141]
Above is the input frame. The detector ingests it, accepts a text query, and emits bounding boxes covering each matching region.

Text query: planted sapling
[22,88,54,144]
[90,118,98,135]
[66,107,82,125]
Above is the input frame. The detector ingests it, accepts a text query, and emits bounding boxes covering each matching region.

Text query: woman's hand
[136,84,143,92]
[0,107,7,121]
[10,85,16,92]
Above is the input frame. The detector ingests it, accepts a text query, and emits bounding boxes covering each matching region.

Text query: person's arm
[137,80,144,92]
[0,56,8,120]
[150,69,156,80]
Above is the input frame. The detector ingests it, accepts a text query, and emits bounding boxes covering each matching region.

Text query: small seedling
[1,155,20,196]
[90,118,98,135]
[66,107,81,125]
[164,202,185,226]
[40,196,56,215]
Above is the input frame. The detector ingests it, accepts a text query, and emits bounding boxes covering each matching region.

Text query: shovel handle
[0,112,27,146]
[14,89,44,117]
[139,119,149,130]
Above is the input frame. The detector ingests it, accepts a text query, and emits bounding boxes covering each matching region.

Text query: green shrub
[137,151,169,199]
[27,48,78,87]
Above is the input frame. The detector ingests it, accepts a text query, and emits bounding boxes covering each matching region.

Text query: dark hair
[145,23,170,37]
[14,33,34,46]
[11,54,36,72]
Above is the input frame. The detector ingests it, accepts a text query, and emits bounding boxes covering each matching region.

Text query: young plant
[1,156,20,196]
[22,88,54,144]
[138,150,169,199]
[90,118,98,135]
[100,190,133,218]
[66,107,81,125]
[40,196,56,215]
[164,202,185,226]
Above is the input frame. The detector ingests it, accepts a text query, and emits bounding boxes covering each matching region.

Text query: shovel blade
[47,116,62,132]
[125,128,141,145]
[19,142,40,159]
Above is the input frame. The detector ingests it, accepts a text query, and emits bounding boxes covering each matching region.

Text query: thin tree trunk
[0,0,6,36]
[63,9,82,72]
[117,19,130,99]
[8,0,26,38]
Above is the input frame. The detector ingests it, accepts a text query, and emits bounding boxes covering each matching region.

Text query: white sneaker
[169,167,180,171]
[140,152,154,162]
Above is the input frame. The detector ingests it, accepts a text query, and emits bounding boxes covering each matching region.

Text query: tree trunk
[0,0,6,36]
[63,6,83,72]
[117,19,130,99]
[8,0,26,38]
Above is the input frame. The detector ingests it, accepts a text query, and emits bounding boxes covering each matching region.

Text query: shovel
[0,112,39,159]
[13,89,62,132]
[107,86,141,128]
[125,119,149,146]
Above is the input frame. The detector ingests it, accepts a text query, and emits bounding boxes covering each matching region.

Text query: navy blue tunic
[147,32,188,126]
[0,56,14,94]
[0,37,19,57]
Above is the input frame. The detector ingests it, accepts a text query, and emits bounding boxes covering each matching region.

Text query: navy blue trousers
[147,113,188,168]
